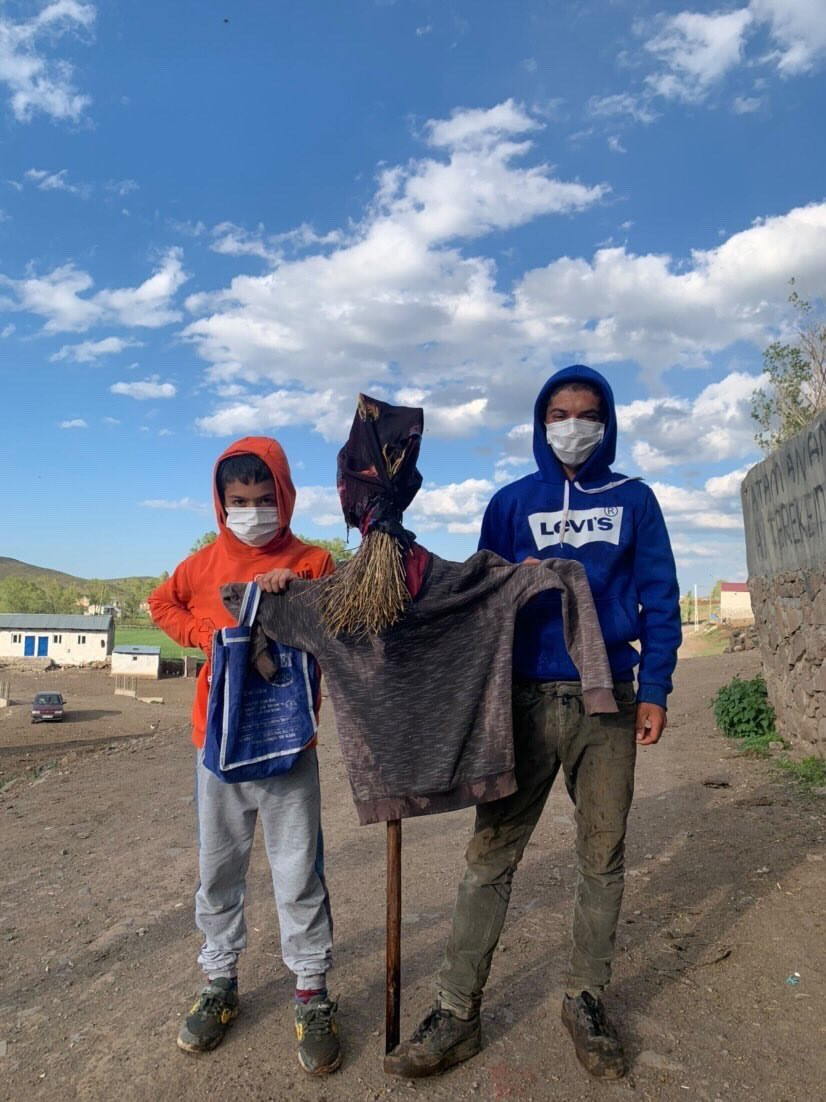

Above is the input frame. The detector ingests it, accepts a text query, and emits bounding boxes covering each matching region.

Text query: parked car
[31,692,65,723]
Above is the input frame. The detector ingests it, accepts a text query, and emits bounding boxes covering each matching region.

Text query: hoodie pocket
[596,597,640,646]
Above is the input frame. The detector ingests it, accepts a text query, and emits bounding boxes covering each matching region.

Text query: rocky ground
[0,647,824,1102]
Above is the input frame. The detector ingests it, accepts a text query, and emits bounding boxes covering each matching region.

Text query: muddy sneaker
[177,978,239,1054]
[561,992,625,1079]
[383,1005,482,1078]
[294,995,342,1075]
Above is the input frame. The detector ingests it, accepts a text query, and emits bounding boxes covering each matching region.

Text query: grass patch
[776,755,826,790]
[679,624,731,658]
[115,625,201,659]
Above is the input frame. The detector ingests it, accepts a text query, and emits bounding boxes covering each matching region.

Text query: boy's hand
[255,568,299,593]
[635,702,667,745]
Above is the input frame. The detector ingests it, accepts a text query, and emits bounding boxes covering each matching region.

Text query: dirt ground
[1,649,824,1102]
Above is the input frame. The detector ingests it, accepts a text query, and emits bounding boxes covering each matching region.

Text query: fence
[114,675,138,698]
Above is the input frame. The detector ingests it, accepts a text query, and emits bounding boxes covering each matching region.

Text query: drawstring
[559,480,570,547]
[573,476,640,494]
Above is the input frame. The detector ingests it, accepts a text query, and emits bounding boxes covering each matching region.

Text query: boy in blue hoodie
[385,366,681,1082]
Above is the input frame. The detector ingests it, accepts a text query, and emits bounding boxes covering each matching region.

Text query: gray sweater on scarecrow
[221,394,616,826]
[222,552,616,825]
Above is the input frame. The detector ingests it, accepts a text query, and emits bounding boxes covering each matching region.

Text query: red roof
[721,582,749,592]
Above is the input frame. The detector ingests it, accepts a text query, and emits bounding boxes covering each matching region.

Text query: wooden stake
[386,818,402,1053]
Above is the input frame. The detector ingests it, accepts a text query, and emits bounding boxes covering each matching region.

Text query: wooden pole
[386,818,402,1053]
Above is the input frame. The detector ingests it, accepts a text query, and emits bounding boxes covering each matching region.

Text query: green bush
[712,676,776,742]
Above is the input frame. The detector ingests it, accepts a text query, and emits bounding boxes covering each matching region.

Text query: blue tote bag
[203,582,319,782]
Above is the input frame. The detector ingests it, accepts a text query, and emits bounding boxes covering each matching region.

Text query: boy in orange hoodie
[148,437,341,1075]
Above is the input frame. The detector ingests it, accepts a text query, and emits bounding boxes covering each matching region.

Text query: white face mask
[225,507,280,546]
[545,418,605,468]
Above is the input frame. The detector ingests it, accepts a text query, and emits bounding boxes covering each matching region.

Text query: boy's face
[223,478,277,509]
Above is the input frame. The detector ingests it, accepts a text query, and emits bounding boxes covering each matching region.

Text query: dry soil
[0,649,824,1102]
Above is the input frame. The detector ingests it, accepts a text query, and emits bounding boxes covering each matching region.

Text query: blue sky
[1,0,825,591]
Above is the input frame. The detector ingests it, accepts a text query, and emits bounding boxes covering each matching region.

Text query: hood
[532,365,617,484]
[212,436,297,552]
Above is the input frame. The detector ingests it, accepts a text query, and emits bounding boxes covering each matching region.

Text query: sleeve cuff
[636,684,668,709]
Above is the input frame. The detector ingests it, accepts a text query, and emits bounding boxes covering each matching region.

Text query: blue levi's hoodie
[479,365,681,708]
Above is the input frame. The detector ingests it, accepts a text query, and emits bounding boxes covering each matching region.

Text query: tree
[296,534,354,563]
[751,284,826,452]
[0,576,78,613]
[190,531,218,554]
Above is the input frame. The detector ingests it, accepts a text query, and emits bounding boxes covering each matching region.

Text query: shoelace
[412,1007,451,1042]
[580,993,611,1033]
[299,1000,337,1034]
[197,991,230,1016]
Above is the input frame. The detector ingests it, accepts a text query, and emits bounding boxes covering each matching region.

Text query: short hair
[216,453,273,498]
[546,380,605,419]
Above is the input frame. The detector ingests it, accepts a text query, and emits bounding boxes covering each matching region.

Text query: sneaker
[177,977,239,1054]
[561,992,625,1079]
[294,995,342,1075]
[383,1005,482,1078]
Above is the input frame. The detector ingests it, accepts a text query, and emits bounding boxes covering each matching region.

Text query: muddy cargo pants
[437,679,637,1015]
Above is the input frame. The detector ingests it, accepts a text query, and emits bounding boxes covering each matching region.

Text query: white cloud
[106,178,138,196]
[60,417,87,428]
[644,9,754,102]
[3,248,187,332]
[618,371,763,472]
[24,167,91,196]
[586,92,658,124]
[0,1,95,122]
[1,323,14,337]
[513,203,826,381]
[409,478,495,534]
[607,134,627,154]
[140,497,208,511]
[415,24,432,37]
[732,94,763,113]
[294,485,344,527]
[102,416,120,425]
[183,102,607,432]
[51,335,142,362]
[110,376,177,400]
[650,465,750,533]
[211,222,279,262]
[750,0,826,75]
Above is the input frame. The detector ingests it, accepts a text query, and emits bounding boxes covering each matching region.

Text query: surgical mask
[545,418,605,468]
[225,507,280,546]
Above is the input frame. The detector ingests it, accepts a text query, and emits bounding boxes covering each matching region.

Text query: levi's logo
[528,506,624,549]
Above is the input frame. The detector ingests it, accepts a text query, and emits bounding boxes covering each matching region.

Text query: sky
[1,0,825,591]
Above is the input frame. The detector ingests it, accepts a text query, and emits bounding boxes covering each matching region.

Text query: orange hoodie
[147,436,335,747]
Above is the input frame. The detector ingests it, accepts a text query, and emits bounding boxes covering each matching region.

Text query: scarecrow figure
[221,394,618,1051]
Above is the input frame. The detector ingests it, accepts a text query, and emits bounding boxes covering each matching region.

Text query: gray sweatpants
[194,747,333,983]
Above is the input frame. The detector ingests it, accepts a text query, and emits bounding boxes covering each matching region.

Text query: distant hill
[0,557,87,587]
[0,557,156,589]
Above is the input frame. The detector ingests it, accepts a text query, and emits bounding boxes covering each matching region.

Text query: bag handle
[237,581,262,628]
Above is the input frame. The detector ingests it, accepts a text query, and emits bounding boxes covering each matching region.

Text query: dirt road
[1,652,824,1102]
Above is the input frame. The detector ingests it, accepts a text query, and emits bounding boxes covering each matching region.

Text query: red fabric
[148,436,335,748]
[404,543,432,599]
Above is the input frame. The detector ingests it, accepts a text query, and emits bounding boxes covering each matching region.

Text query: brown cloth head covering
[336,393,423,549]
[321,394,424,638]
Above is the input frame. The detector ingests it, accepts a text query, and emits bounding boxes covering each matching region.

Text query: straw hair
[319,529,410,638]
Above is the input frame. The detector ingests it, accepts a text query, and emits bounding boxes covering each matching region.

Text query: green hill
[0,557,86,587]
[0,557,156,589]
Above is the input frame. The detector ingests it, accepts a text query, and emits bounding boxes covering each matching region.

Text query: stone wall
[741,411,826,753]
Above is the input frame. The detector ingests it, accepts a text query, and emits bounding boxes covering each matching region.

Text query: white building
[0,613,114,665]
[111,645,161,679]
[720,582,754,623]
